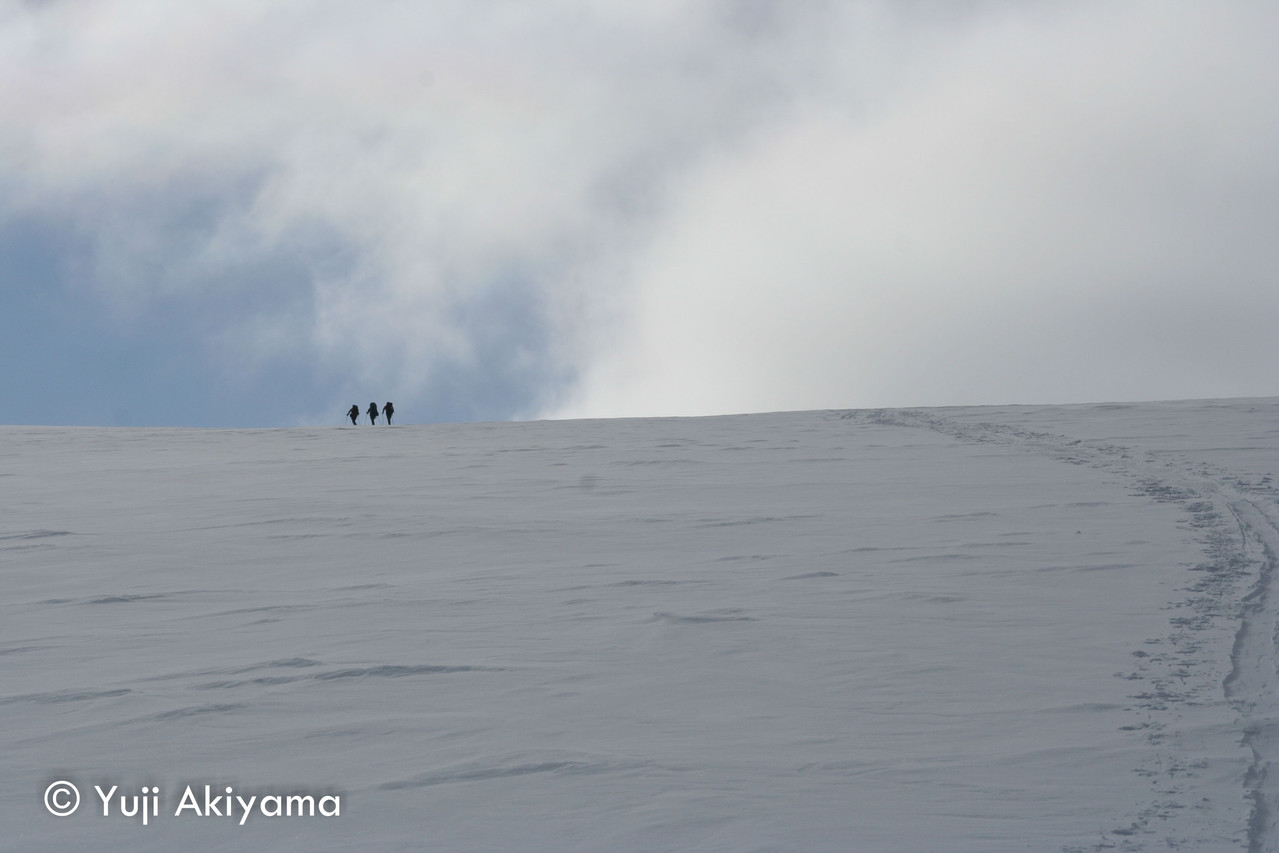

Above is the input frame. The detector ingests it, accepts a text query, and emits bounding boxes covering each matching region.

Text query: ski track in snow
[842,404,1279,852]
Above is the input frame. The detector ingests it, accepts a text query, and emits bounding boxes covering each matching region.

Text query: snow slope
[3,399,1278,852]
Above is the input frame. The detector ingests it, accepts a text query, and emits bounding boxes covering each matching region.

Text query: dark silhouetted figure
[384,402,394,425]
[347,404,359,425]
[367,402,380,425]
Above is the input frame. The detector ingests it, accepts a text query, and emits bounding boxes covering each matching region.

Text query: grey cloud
[3,1,1276,424]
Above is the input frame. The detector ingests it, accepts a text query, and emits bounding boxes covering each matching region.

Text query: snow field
[3,399,1278,851]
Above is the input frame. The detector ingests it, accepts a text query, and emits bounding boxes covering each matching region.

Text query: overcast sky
[3,0,1277,427]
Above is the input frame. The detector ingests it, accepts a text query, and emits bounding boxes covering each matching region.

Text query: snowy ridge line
[838,408,1278,851]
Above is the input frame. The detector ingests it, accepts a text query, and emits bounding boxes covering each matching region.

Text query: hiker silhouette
[384,402,394,425]
[347,404,359,425]
[367,402,380,425]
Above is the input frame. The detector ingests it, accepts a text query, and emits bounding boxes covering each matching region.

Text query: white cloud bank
[555,1,1279,416]
[3,1,1277,422]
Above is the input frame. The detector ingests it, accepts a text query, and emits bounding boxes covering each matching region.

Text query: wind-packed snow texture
[4,399,1278,852]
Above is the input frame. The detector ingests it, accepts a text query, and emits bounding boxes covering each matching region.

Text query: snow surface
[4,399,1279,852]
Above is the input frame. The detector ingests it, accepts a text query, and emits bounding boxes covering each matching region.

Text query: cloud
[3,0,812,421]
[2,1,1277,425]
[552,1,1279,415]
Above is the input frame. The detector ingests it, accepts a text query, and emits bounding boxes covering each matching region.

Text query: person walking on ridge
[347,404,359,425]
[384,401,394,425]
[367,402,380,425]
